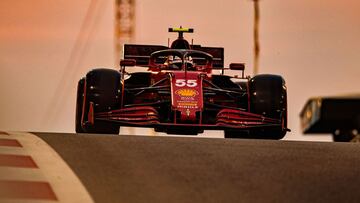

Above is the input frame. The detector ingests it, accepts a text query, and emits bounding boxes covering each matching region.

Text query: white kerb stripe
[10,132,94,203]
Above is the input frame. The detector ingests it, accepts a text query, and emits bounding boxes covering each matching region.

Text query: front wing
[87,105,284,132]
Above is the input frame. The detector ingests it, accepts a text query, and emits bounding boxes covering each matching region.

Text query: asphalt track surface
[36,132,360,203]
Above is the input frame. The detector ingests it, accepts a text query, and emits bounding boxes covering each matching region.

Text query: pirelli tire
[75,77,85,133]
[76,68,121,134]
[250,74,287,139]
[224,74,288,139]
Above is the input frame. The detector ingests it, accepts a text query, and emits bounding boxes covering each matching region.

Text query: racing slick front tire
[75,78,85,133]
[249,74,287,139]
[224,74,288,139]
[76,68,121,134]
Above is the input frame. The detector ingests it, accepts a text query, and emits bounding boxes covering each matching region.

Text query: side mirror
[120,59,136,67]
[229,63,245,71]
[229,63,245,78]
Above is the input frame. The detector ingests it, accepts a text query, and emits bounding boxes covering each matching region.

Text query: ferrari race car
[76,27,289,139]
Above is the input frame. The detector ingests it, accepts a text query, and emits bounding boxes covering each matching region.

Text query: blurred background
[0,0,359,141]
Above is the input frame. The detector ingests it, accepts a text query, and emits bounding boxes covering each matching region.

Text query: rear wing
[124,44,224,68]
[123,44,167,66]
[192,45,224,68]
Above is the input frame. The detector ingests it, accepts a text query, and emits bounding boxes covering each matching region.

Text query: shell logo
[176,88,198,97]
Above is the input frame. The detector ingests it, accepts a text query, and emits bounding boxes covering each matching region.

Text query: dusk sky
[1,0,359,141]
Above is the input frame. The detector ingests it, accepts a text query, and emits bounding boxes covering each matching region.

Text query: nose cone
[171,71,204,123]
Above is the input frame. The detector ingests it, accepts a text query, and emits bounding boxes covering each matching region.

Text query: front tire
[75,78,85,133]
[249,74,287,139]
[76,68,121,134]
[224,74,288,139]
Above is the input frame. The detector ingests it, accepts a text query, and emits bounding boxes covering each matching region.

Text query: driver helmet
[166,55,182,70]
[184,56,195,70]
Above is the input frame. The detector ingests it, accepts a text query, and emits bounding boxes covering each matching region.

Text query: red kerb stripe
[0,180,57,200]
[0,139,22,147]
[0,154,38,168]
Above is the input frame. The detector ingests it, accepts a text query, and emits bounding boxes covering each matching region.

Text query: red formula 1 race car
[76,27,289,139]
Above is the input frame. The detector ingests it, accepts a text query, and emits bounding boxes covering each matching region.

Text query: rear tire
[77,68,121,134]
